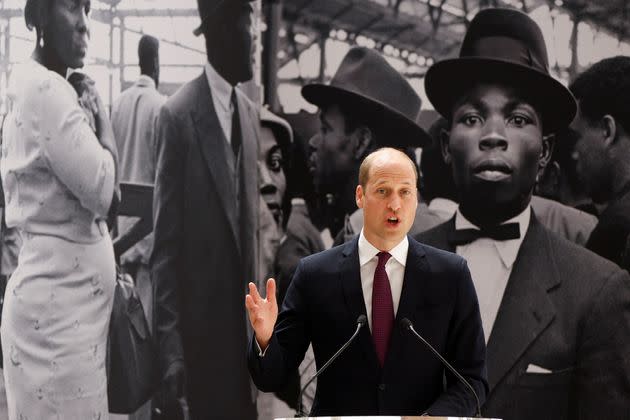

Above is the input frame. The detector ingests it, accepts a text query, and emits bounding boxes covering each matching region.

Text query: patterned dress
[0,59,116,420]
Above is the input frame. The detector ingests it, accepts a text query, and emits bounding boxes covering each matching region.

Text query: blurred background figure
[569,56,630,270]
[534,126,598,215]
[110,33,165,420]
[257,107,292,294]
[0,0,119,418]
[256,107,293,420]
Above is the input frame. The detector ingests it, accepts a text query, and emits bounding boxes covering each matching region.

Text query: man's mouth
[387,216,400,226]
[474,161,512,182]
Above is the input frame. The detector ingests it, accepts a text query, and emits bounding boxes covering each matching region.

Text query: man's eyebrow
[454,96,488,113]
[503,98,536,112]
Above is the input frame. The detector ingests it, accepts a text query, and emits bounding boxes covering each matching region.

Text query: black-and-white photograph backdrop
[0,1,629,419]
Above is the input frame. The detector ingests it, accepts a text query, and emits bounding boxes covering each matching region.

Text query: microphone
[400,318,482,418]
[295,314,367,417]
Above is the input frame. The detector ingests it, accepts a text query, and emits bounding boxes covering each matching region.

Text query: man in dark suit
[416,8,630,420]
[246,148,488,416]
[569,56,630,271]
[151,0,258,418]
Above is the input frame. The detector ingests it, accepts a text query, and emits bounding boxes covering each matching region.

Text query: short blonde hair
[358,147,418,188]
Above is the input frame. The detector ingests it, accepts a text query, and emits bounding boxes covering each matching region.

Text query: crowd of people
[0,1,629,420]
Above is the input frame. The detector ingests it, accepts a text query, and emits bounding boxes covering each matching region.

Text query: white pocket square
[526,363,552,374]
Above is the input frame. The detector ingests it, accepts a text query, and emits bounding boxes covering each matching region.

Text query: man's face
[259,125,287,223]
[204,1,254,84]
[308,104,357,195]
[569,106,611,203]
[445,83,549,217]
[46,0,91,69]
[356,151,418,250]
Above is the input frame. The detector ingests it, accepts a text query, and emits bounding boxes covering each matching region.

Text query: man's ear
[356,185,365,209]
[440,128,452,164]
[602,114,617,148]
[353,126,373,160]
[538,133,556,176]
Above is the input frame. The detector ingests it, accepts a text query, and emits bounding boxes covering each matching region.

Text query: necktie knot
[376,251,391,267]
[449,222,520,246]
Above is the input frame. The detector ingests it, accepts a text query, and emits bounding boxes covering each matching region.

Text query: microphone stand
[295,315,367,417]
[401,318,482,418]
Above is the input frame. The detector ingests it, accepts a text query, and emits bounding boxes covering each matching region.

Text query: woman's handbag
[107,269,158,414]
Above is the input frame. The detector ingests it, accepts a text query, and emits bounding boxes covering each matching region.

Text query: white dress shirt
[204,61,235,143]
[358,230,408,332]
[455,206,530,343]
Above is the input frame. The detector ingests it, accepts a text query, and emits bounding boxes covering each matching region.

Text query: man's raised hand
[245,278,278,350]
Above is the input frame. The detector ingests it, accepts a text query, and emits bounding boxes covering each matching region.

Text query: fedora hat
[425,8,576,134]
[193,0,255,37]
[302,47,431,147]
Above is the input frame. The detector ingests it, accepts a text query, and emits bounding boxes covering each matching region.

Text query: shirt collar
[358,229,409,268]
[204,61,234,113]
[136,74,156,89]
[455,205,531,269]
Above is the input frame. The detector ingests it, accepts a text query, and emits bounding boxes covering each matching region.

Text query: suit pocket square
[526,363,552,374]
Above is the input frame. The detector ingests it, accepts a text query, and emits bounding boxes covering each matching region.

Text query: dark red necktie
[372,251,393,366]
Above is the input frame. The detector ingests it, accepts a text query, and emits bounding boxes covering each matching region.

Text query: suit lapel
[486,216,558,392]
[340,239,380,369]
[235,88,259,280]
[190,74,240,248]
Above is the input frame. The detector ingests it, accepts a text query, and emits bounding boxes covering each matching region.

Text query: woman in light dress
[0,0,118,418]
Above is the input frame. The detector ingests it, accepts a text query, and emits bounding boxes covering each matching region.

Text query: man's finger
[245,294,257,312]
[266,278,277,305]
[248,282,262,303]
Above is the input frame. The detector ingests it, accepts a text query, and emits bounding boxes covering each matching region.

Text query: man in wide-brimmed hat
[151,0,259,418]
[304,47,432,236]
[417,8,630,419]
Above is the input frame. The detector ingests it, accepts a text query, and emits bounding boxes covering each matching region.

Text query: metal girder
[428,0,449,34]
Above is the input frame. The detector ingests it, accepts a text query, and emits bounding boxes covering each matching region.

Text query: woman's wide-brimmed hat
[425,8,577,134]
[302,47,431,148]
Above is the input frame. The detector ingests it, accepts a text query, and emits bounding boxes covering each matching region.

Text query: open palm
[245,278,278,350]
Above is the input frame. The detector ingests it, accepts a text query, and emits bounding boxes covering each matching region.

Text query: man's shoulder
[300,241,348,268]
[409,236,465,271]
[553,228,619,266]
[163,74,205,114]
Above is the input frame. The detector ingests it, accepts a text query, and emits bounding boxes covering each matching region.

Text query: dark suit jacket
[249,236,488,416]
[416,214,630,420]
[586,188,630,271]
[151,73,258,419]
[274,200,325,306]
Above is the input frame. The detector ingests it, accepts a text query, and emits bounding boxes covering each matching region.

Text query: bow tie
[448,222,521,246]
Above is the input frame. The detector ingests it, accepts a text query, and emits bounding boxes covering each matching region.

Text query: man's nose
[479,117,508,151]
[77,7,89,34]
[259,164,277,194]
[388,195,401,212]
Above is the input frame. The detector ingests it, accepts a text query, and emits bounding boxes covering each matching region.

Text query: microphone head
[357,314,367,326]
[400,317,413,330]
